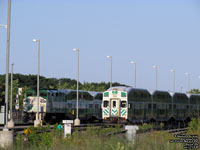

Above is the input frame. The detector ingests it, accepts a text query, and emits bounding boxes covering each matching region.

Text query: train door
[110,99,120,117]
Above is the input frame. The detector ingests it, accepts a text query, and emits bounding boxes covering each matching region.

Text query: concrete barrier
[0,106,5,125]
[8,119,14,128]
[125,125,139,144]
[63,120,73,138]
[0,129,13,148]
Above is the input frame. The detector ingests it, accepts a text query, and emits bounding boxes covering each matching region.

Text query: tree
[187,89,200,94]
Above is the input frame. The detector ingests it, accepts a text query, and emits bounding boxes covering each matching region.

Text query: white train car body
[102,87,128,121]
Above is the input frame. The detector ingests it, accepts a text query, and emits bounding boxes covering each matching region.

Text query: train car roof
[148,90,171,95]
[107,86,150,93]
[48,90,58,93]
[87,91,102,97]
[57,89,102,97]
[26,89,102,97]
[186,93,200,98]
[169,92,188,97]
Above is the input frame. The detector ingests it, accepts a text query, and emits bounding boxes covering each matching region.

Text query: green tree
[187,89,200,94]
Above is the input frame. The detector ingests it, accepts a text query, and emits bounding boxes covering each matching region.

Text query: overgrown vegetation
[138,122,164,133]
[13,124,131,150]
[1,119,199,150]
[135,119,200,149]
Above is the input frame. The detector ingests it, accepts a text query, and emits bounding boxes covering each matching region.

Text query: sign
[57,124,63,130]
[62,120,73,124]
[24,128,31,135]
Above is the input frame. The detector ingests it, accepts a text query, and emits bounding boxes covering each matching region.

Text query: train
[23,89,102,123]
[24,86,200,126]
[102,86,200,125]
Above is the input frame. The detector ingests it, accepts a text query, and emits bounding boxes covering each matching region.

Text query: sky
[0,0,200,93]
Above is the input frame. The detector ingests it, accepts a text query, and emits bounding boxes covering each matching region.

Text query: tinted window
[95,104,99,109]
[89,104,93,108]
[121,101,126,108]
[27,92,33,96]
[68,103,72,108]
[113,101,116,108]
[40,92,47,97]
[103,101,109,107]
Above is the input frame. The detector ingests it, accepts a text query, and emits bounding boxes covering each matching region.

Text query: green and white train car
[102,86,200,124]
[24,89,102,122]
[102,87,128,122]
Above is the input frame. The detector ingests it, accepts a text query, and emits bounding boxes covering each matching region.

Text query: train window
[40,92,47,97]
[148,104,151,109]
[104,92,109,97]
[27,92,33,96]
[130,103,133,109]
[121,92,126,97]
[103,101,109,107]
[121,101,126,108]
[89,104,93,108]
[173,105,176,109]
[95,104,99,109]
[68,103,72,108]
[113,101,116,108]
[72,94,76,99]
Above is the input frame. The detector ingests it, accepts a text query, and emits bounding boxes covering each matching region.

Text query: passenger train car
[24,89,102,123]
[102,86,200,124]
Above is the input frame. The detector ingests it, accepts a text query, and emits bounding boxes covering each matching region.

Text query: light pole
[7,63,14,128]
[33,39,40,127]
[73,48,80,126]
[185,73,190,92]
[170,69,175,92]
[131,61,136,88]
[4,0,11,130]
[107,56,112,88]
[8,63,15,128]
[153,65,158,90]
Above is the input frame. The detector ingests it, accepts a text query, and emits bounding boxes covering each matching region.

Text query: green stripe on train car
[121,92,126,97]
[104,92,109,97]
[112,91,118,94]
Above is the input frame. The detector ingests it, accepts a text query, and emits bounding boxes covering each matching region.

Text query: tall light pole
[107,56,112,88]
[4,0,11,130]
[7,63,14,128]
[131,61,136,88]
[73,48,80,126]
[10,63,14,120]
[33,39,40,127]
[185,72,190,92]
[153,65,158,90]
[170,69,175,92]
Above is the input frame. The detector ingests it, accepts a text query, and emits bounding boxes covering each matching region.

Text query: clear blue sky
[0,0,200,92]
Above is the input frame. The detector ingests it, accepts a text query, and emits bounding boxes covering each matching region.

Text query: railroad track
[13,123,125,135]
[164,128,188,135]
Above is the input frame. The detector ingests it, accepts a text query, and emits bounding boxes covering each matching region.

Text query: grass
[1,119,200,150]
[13,124,132,150]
